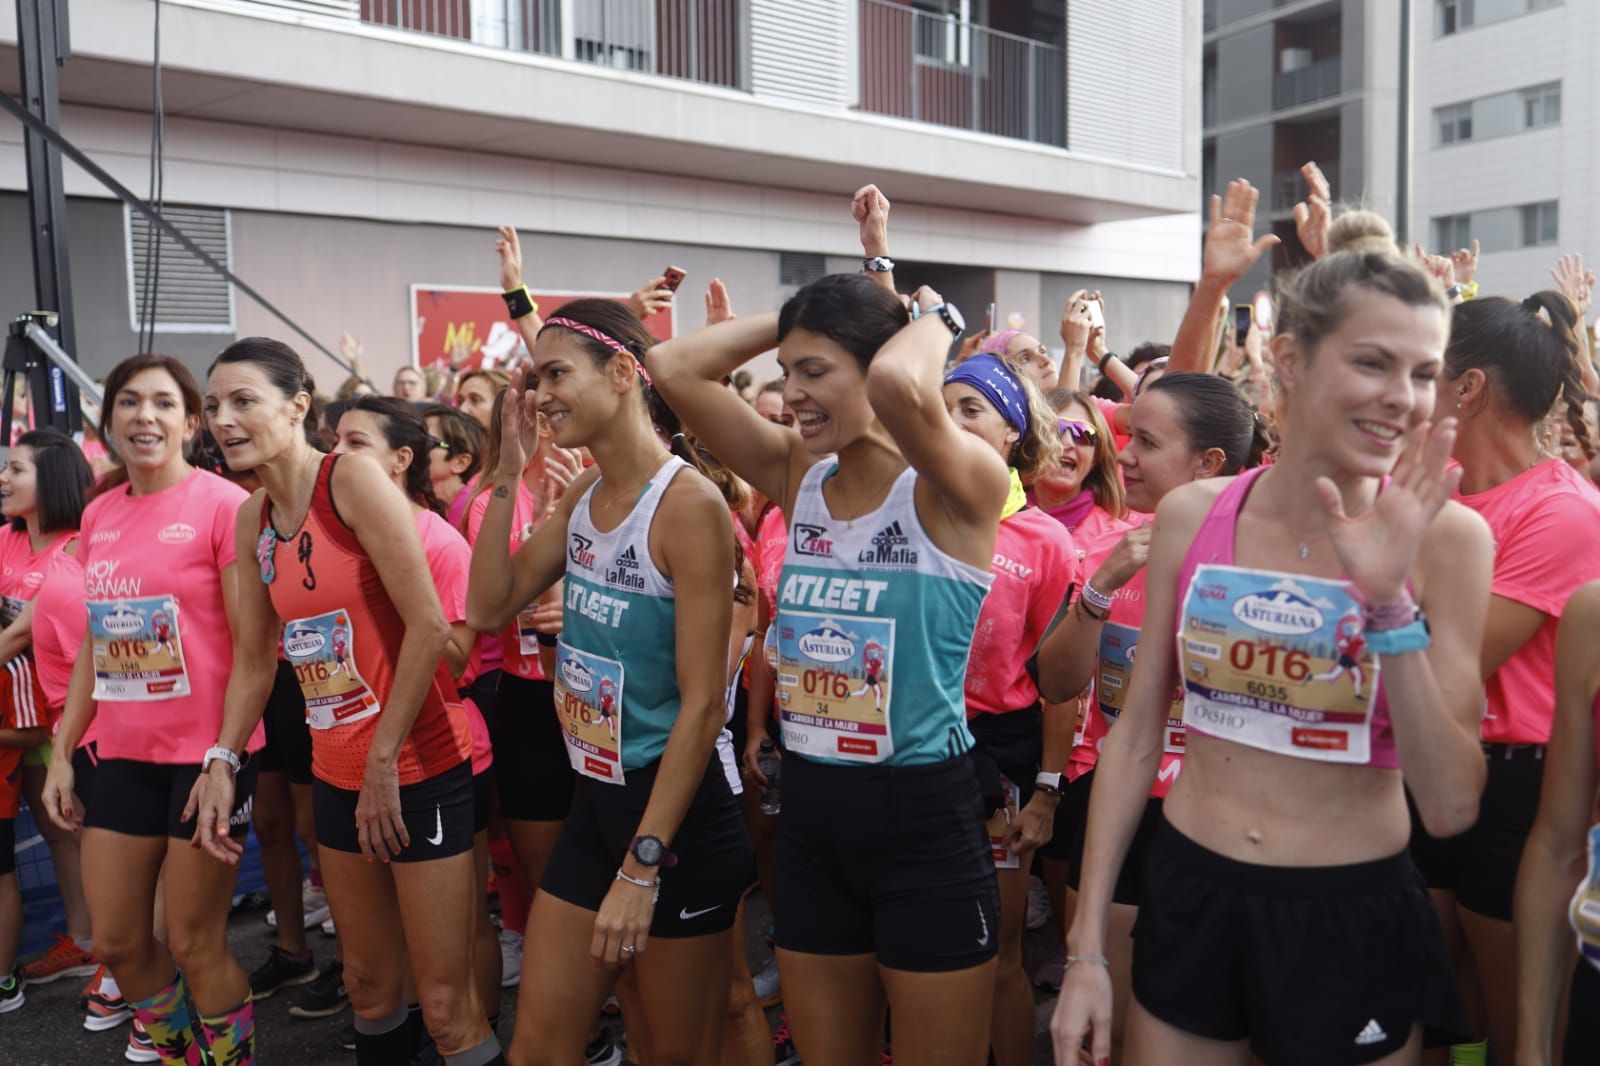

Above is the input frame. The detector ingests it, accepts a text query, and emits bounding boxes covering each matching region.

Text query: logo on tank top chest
[793,524,834,558]
[858,521,918,569]
[158,523,197,544]
[569,533,596,569]
[605,546,646,591]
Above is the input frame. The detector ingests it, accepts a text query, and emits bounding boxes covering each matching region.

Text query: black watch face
[633,837,664,865]
[944,303,966,335]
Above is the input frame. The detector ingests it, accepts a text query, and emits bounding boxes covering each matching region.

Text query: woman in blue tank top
[468,299,753,1065]
[652,270,1011,1064]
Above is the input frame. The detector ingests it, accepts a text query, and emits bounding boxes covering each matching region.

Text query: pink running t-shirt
[30,544,85,719]
[416,507,490,773]
[965,507,1079,716]
[468,477,549,683]
[79,469,257,763]
[1459,459,1600,745]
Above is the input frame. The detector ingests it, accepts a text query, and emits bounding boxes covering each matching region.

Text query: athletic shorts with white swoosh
[541,757,754,939]
[313,759,474,862]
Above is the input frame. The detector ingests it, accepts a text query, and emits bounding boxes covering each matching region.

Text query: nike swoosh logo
[976,900,990,947]
[679,905,720,920]
[426,806,444,846]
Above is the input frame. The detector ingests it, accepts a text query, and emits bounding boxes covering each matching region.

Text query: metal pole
[14,0,78,434]
[1396,0,1413,246]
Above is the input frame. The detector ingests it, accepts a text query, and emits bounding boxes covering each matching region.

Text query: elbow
[1416,778,1483,840]
[644,346,683,396]
[865,363,923,418]
[465,595,508,634]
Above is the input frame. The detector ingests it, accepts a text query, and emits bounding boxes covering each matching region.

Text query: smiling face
[530,333,634,450]
[112,368,200,475]
[777,328,874,454]
[1119,389,1213,513]
[1033,398,1096,502]
[1004,333,1057,393]
[1279,289,1447,478]
[0,445,38,521]
[753,389,792,427]
[204,362,307,472]
[942,382,1015,463]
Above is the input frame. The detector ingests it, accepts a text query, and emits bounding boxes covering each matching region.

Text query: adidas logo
[615,546,639,569]
[858,520,918,568]
[1353,1019,1387,1046]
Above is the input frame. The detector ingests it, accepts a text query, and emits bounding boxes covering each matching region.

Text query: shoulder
[1562,581,1600,628]
[192,469,250,505]
[661,463,733,519]
[1155,477,1230,530]
[1422,499,1493,559]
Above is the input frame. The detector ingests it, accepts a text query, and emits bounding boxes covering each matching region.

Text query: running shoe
[248,945,318,999]
[336,1018,357,1051]
[19,933,97,985]
[125,1018,161,1062]
[82,967,132,1031]
[266,879,332,930]
[752,957,782,1008]
[0,969,24,1014]
[772,1015,801,1066]
[1032,945,1066,992]
[584,1032,622,1066]
[1024,874,1052,931]
[289,960,348,1019]
[499,928,523,988]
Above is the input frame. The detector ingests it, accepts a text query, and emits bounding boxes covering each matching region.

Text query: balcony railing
[359,0,745,89]
[857,0,1065,147]
[1273,159,1338,210]
[1272,55,1341,111]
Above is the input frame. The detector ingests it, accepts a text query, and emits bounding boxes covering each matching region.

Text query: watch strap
[1364,616,1431,657]
[202,746,242,775]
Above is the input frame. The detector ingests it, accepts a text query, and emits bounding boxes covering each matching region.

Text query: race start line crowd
[1,163,1600,1066]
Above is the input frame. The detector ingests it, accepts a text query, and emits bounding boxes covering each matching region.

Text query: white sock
[99,970,121,998]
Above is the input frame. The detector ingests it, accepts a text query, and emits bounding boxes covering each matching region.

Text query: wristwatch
[202,745,243,775]
[1033,771,1065,798]
[628,834,678,869]
[862,256,895,273]
[920,302,964,338]
[1364,616,1432,657]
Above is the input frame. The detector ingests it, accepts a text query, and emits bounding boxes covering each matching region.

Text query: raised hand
[1059,289,1093,356]
[497,368,534,480]
[1451,239,1480,286]
[1552,253,1596,317]
[495,225,524,291]
[954,327,992,365]
[1413,243,1456,290]
[852,184,892,258]
[704,278,736,326]
[1312,419,1461,604]
[1291,162,1332,261]
[1205,179,1280,283]
[628,277,674,321]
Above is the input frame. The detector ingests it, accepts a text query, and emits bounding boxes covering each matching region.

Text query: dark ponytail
[1446,291,1593,457]
[343,395,446,516]
[1144,372,1265,474]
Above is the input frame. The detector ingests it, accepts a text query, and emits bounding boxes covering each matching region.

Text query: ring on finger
[621,945,636,955]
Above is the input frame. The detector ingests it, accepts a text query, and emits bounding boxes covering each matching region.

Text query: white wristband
[202,746,242,775]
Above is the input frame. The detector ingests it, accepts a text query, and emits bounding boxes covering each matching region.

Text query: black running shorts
[492,675,574,823]
[313,760,474,862]
[84,757,258,840]
[258,660,313,785]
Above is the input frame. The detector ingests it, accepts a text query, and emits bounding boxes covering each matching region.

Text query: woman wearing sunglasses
[1033,392,1129,548]
[943,353,1078,1066]
[1035,372,1265,1060]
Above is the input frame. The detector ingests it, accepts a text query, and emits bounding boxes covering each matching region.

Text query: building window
[913,0,977,67]
[1521,82,1561,128]
[1436,102,1473,144]
[1519,201,1559,247]
[1433,214,1472,252]
[1437,0,1473,34]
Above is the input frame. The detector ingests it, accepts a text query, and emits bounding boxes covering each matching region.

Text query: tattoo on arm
[494,485,510,498]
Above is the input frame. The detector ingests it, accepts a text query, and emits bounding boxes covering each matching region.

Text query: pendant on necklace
[1297,542,1310,560]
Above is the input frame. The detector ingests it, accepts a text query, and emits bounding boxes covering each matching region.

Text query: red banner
[410,286,676,372]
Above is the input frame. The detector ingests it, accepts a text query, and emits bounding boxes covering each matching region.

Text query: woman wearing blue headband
[943,352,1079,1066]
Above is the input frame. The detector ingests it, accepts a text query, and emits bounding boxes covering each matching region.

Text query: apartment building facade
[1203,0,1402,297]
[0,0,1202,388]
[1413,0,1573,301]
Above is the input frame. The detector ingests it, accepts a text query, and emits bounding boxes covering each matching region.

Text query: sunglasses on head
[1057,419,1098,444]
[1133,356,1171,397]
[429,437,453,453]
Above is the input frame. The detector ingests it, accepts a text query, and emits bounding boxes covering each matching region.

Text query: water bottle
[757,739,782,815]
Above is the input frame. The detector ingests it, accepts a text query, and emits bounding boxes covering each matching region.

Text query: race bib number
[1097,621,1186,756]
[774,610,894,764]
[1572,824,1600,972]
[986,777,1022,869]
[88,595,191,700]
[1178,565,1378,764]
[282,612,382,730]
[554,643,625,784]
[517,606,543,655]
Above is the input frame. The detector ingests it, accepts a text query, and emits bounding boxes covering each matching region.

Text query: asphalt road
[6,889,1065,1064]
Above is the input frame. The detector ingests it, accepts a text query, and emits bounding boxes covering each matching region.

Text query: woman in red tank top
[191,339,500,1065]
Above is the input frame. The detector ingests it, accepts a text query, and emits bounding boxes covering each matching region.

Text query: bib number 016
[1229,641,1310,681]
[801,668,852,701]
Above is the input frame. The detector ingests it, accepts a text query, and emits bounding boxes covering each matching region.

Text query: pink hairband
[545,316,652,387]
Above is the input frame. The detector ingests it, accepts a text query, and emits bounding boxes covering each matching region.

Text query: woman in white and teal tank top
[468,298,753,1065]
[652,272,1011,1065]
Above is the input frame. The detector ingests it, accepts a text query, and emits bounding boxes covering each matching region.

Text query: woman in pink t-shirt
[1035,372,1265,1058]
[334,395,502,1026]
[419,403,484,533]
[39,355,256,1065]
[1409,291,1600,1062]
